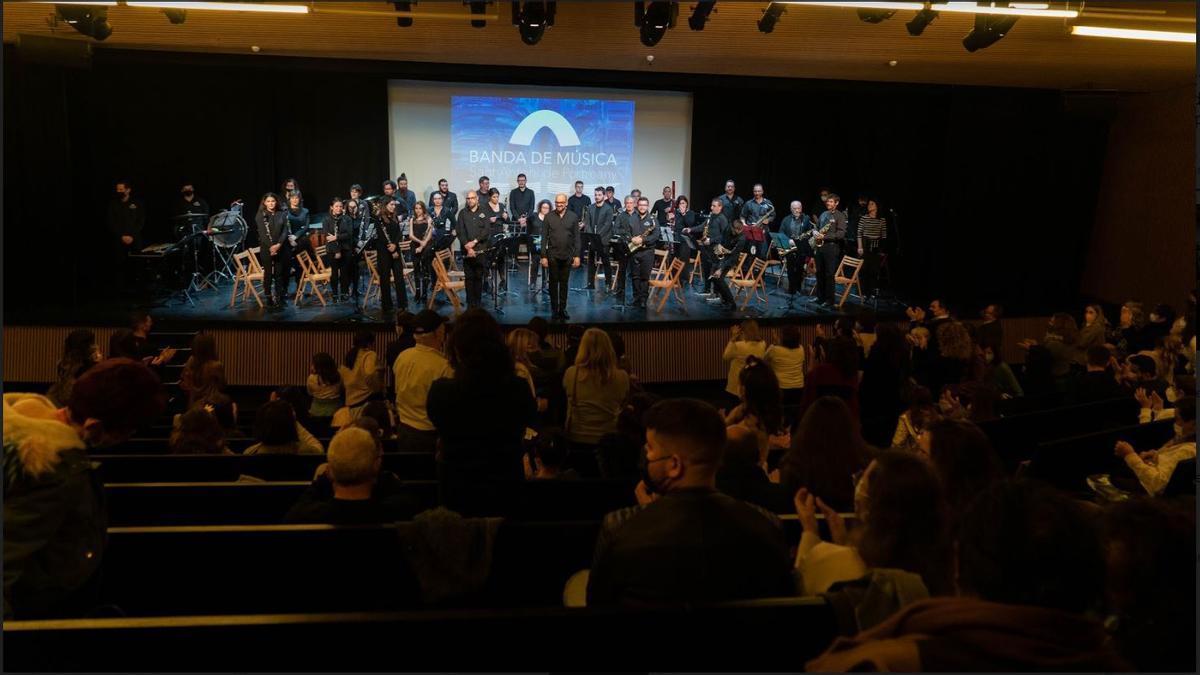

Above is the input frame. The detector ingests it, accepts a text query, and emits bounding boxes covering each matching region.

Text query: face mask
[182,190,194,197]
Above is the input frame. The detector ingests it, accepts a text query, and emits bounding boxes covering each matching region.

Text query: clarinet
[380,215,403,260]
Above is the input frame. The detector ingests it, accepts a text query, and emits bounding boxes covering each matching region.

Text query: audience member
[527,316,568,423]
[859,323,910,447]
[1021,344,1059,397]
[595,392,660,480]
[524,431,580,480]
[724,356,783,455]
[1114,396,1195,497]
[272,386,317,436]
[392,310,452,453]
[792,450,951,597]
[1078,304,1109,352]
[4,359,164,619]
[563,324,585,369]
[981,342,1022,399]
[715,423,791,514]
[340,331,384,414]
[1113,300,1149,356]
[116,311,176,368]
[1018,312,1080,378]
[890,385,938,454]
[244,399,323,455]
[807,480,1126,672]
[722,320,767,405]
[195,392,242,438]
[1102,497,1196,672]
[586,399,794,606]
[764,324,807,425]
[360,401,396,440]
[179,333,225,406]
[1073,345,1124,402]
[427,309,537,515]
[1122,353,1168,400]
[507,327,543,400]
[284,427,422,524]
[922,321,975,397]
[906,299,952,356]
[1144,303,1175,345]
[46,329,102,407]
[306,352,343,419]
[169,407,229,455]
[975,303,1003,353]
[563,328,631,476]
[778,396,871,512]
[799,336,861,420]
[384,310,417,380]
[923,419,1004,522]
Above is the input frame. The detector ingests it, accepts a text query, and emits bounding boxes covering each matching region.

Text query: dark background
[3,44,1111,316]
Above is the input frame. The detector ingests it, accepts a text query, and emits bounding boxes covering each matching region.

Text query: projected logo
[451,96,633,195]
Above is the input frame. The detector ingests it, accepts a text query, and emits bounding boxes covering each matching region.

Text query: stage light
[859,8,897,22]
[635,2,677,47]
[687,1,716,30]
[1071,25,1196,44]
[962,12,1018,51]
[784,2,923,10]
[931,2,1076,18]
[906,5,938,34]
[125,2,309,14]
[394,1,415,27]
[758,2,785,33]
[512,1,556,45]
[54,4,112,41]
[163,8,187,23]
[465,1,491,28]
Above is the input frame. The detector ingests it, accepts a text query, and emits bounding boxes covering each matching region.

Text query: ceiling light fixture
[1070,24,1196,43]
[393,1,415,27]
[931,2,1076,18]
[635,2,677,47]
[54,4,113,40]
[125,2,308,13]
[962,10,1018,51]
[512,1,556,45]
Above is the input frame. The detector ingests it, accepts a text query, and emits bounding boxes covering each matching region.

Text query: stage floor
[10,265,908,330]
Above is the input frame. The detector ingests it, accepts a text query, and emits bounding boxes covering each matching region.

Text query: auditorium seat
[94,452,437,483]
[1024,419,1176,494]
[976,396,1139,470]
[3,596,836,672]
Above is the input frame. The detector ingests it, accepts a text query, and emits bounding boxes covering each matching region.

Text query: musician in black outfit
[409,201,435,305]
[483,187,509,292]
[610,196,636,305]
[394,173,417,216]
[508,173,536,227]
[174,183,210,232]
[629,197,661,310]
[605,186,619,210]
[693,198,730,295]
[456,191,493,310]
[717,180,744,230]
[814,193,848,307]
[580,187,615,291]
[324,198,356,301]
[540,193,581,321]
[256,192,291,307]
[345,197,369,301]
[527,199,552,294]
[739,184,774,262]
[567,181,590,218]
[285,191,312,292]
[652,185,674,226]
[672,195,697,284]
[381,180,398,206]
[779,200,814,300]
[429,178,459,215]
[428,192,456,252]
[374,198,408,313]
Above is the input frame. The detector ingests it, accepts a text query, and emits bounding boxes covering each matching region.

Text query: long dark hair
[857,451,953,595]
[312,352,341,386]
[825,336,861,379]
[738,356,783,435]
[447,309,515,384]
[869,323,909,371]
[927,419,1004,518]
[170,408,225,455]
[253,399,299,446]
[779,396,871,511]
[259,191,281,213]
[59,329,97,375]
[344,331,375,369]
[184,334,219,388]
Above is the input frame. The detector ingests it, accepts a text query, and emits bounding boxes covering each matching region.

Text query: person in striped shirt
[855,198,887,298]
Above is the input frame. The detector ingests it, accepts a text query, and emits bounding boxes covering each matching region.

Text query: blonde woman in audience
[306,352,343,419]
[179,333,225,407]
[723,319,767,403]
[564,329,631,461]
[335,331,383,427]
[506,328,541,399]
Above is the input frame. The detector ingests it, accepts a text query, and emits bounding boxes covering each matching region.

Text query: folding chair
[647,258,687,314]
[833,255,865,309]
[230,250,265,309]
[687,248,704,287]
[428,254,465,315]
[729,257,770,310]
[293,250,332,306]
[362,250,382,309]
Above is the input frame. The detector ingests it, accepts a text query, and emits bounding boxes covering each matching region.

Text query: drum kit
[164,201,247,302]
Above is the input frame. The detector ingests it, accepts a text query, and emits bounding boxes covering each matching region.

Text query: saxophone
[628,220,659,254]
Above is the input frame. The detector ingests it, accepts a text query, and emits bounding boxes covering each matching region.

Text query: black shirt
[586,487,794,606]
[717,193,744,226]
[256,207,289,248]
[541,209,580,261]
[286,206,310,238]
[652,198,674,226]
[613,210,636,243]
[632,211,660,249]
[582,201,616,240]
[705,212,732,247]
[567,193,591,218]
[429,190,459,215]
[429,206,455,238]
[508,187,536,222]
[741,198,775,237]
[455,206,493,252]
[324,212,356,254]
[175,196,211,233]
[283,473,423,525]
[674,209,697,242]
[108,197,146,242]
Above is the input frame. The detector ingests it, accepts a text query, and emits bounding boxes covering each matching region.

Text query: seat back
[1026,419,1176,493]
[835,255,864,281]
[93,452,437,483]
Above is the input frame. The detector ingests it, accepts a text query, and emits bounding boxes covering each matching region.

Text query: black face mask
[640,461,660,495]
[182,190,194,197]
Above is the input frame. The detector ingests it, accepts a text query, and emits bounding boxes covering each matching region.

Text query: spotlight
[687,0,715,30]
[962,12,1018,51]
[163,8,186,24]
[857,9,896,22]
[393,2,415,28]
[905,5,938,35]
[758,2,785,33]
[635,2,677,47]
[465,0,490,28]
[512,1,556,45]
[55,4,112,41]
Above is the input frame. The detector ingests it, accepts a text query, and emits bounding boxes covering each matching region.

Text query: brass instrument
[628,220,659,254]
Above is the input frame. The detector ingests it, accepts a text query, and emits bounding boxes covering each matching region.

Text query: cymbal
[172,212,209,219]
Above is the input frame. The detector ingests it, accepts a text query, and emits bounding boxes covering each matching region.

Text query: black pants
[464,255,486,308]
[333,250,358,297]
[260,244,292,302]
[580,233,610,288]
[523,236,541,288]
[413,245,434,301]
[610,249,629,301]
[785,250,809,295]
[547,257,572,314]
[700,246,718,292]
[630,249,655,306]
[815,243,841,304]
[861,244,881,297]
[675,240,695,285]
[376,249,407,310]
[396,423,438,454]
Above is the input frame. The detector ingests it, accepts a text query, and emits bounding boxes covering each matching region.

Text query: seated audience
[110,311,176,368]
[427,309,537,516]
[799,336,862,420]
[1102,497,1196,672]
[4,359,164,619]
[859,323,910,447]
[169,408,230,455]
[244,399,324,455]
[564,328,631,474]
[284,427,422,524]
[891,385,938,454]
[46,329,102,407]
[524,431,580,480]
[586,398,794,606]
[1113,300,1149,356]
[807,480,1128,672]
[392,310,452,453]
[272,386,319,436]
[1114,396,1196,497]
[179,333,226,406]
[306,352,343,419]
[1122,353,1168,400]
[1144,303,1175,345]
[360,401,396,440]
[189,392,243,439]
[1074,344,1124,402]
[715,424,791,514]
[1018,312,1081,378]
[724,356,784,455]
[722,320,767,405]
[595,392,660,480]
[793,450,952,597]
[975,303,1003,353]
[922,321,976,397]
[923,419,1004,525]
[1078,303,1109,352]
[981,343,1022,399]
[778,396,871,513]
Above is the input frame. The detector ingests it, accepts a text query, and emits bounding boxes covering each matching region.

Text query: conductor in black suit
[540,193,581,321]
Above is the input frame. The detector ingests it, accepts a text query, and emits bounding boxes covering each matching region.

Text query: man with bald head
[455,190,492,309]
[540,193,580,321]
[586,399,793,606]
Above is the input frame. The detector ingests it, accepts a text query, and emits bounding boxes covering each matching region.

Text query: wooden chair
[428,254,465,315]
[807,257,821,296]
[608,257,622,294]
[833,255,865,309]
[650,249,669,281]
[764,241,785,291]
[729,257,770,310]
[397,241,417,296]
[362,250,382,308]
[230,250,265,309]
[687,248,703,286]
[293,250,332,306]
[435,248,466,281]
[311,244,329,273]
[647,258,687,314]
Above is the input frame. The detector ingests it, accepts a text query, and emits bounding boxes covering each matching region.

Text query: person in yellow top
[722,319,767,403]
[1114,396,1195,497]
[392,311,452,453]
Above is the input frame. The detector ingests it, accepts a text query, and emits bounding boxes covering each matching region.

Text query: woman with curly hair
[922,321,975,397]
